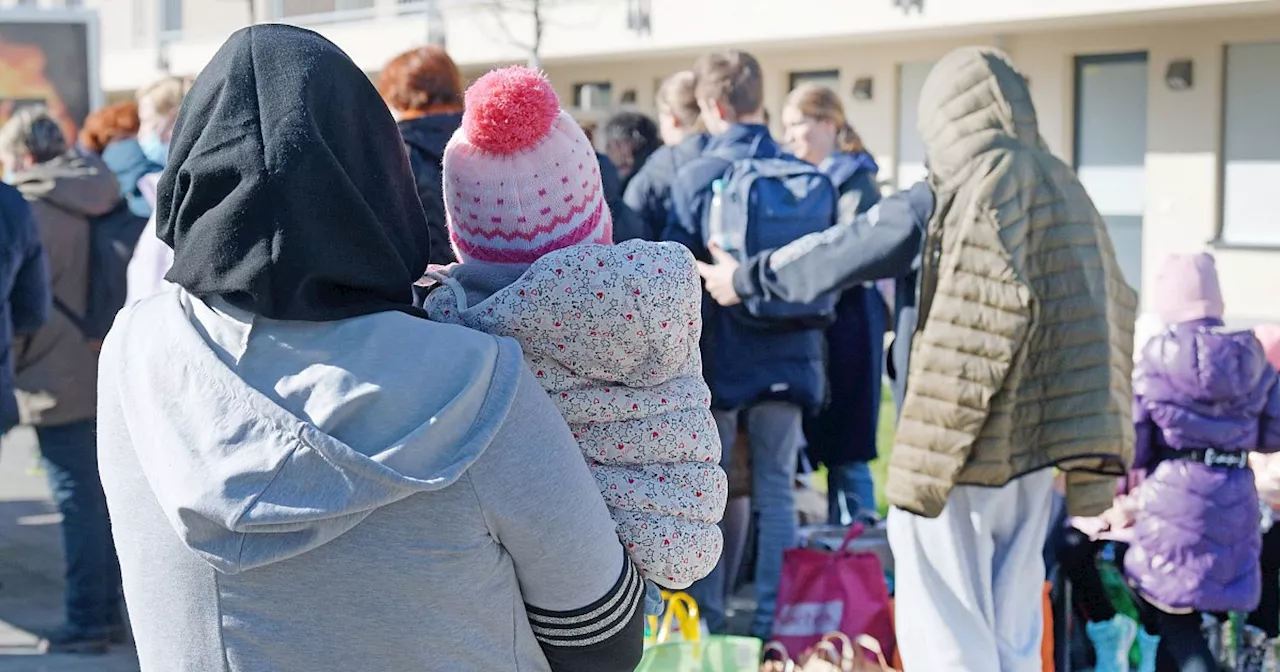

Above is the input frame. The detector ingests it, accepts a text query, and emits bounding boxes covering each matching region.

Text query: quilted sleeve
[1259,370,1280,453]
[887,205,1034,518]
[586,240,726,588]
[1132,394,1158,472]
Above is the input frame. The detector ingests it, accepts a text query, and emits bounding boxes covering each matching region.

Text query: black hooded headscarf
[157,25,432,321]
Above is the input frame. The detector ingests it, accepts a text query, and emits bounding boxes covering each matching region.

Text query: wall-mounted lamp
[1166,59,1194,91]
[852,77,874,101]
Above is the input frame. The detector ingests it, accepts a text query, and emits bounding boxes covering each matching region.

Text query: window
[160,0,182,35]
[788,70,840,93]
[896,61,934,190]
[573,82,613,112]
[1221,41,1280,247]
[272,0,376,21]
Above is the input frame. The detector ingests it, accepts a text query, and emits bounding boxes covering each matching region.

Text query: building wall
[84,0,1280,322]
[542,14,1280,323]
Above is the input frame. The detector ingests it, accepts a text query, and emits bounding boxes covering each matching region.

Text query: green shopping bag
[636,636,764,672]
[639,591,763,671]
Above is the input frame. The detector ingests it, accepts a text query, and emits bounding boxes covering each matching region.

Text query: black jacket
[732,181,934,410]
[621,132,709,242]
[806,152,885,466]
[399,113,463,266]
[0,183,50,433]
[595,152,644,244]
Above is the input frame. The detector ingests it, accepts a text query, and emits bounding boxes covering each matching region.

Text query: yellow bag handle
[653,591,700,644]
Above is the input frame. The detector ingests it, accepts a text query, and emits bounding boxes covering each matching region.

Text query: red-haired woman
[378,46,465,266]
[80,100,161,218]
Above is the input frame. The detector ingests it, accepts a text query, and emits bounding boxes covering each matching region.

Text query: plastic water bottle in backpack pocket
[711,157,839,330]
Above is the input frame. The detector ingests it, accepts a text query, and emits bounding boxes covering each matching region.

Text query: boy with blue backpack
[663,49,837,640]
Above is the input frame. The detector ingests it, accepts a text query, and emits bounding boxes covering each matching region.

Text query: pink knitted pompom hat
[443,66,612,264]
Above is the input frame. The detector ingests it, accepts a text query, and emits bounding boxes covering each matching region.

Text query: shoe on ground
[1087,613,1139,672]
[36,624,109,655]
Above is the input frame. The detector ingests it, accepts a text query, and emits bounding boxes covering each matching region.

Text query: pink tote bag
[771,524,895,662]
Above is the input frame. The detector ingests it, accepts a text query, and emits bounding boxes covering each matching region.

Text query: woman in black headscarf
[98,25,643,672]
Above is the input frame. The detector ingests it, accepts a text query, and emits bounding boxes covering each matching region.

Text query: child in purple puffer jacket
[1123,253,1280,670]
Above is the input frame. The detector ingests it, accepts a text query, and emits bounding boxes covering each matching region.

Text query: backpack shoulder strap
[53,296,93,339]
[37,196,125,340]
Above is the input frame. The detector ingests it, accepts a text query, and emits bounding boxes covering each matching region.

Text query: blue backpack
[706,140,839,330]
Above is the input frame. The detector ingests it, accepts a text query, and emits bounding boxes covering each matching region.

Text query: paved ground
[0,428,140,672]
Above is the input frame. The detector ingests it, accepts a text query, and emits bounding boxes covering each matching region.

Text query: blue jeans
[688,402,803,640]
[827,461,877,525]
[37,419,122,634]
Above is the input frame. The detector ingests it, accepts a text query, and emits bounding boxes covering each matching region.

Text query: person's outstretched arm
[469,366,644,672]
[699,181,933,306]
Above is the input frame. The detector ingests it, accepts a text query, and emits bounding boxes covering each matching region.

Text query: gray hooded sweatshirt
[98,290,645,671]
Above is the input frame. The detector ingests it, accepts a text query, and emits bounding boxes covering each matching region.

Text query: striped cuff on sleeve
[525,553,644,648]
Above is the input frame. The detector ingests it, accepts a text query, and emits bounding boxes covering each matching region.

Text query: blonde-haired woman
[135,76,187,165]
[781,82,886,525]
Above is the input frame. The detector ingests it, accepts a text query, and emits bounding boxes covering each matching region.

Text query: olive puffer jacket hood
[886,47,1138,519]
[1125,323,1280,613]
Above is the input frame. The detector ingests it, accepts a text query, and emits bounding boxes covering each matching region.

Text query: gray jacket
[98,290,644,671]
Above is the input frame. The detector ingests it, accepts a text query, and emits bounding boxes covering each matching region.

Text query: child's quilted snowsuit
[423,240,726,588]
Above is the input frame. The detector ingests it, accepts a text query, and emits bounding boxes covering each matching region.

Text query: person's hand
[1099,496,1138,530]
[695,243,743,307]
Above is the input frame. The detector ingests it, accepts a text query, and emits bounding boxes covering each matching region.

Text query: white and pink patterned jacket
[422,240,726,588]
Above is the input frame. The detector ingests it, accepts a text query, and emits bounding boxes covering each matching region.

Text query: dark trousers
[1249,524,1280,638]
[1057,528,1117,623]
[37,419,122,633]
[1059,527,1216,671]
[1135,607,1216,672]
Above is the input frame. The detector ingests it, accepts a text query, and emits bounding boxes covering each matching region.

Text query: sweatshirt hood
[157,25,432,322]
[14,152,121,217]
[820,151,879,189]
[110,291,523,574]
[1137,324,1274,411]
[917,47,1042,186]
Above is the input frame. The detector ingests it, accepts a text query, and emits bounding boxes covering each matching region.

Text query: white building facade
[11,0,1280,322]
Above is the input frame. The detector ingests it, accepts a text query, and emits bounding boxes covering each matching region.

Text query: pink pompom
[462,66,560,155]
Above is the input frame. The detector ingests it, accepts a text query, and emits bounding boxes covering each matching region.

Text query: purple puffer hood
[1125,323,1280,613]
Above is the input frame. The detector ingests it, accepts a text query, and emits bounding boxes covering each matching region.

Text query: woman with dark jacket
[781,83,886,524]
[621,71,709,242]
[99,26,642,671]
[378,46,465,267]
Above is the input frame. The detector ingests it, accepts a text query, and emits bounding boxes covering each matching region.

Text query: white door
[1074,54,1148,293]
[895,61,934,191]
